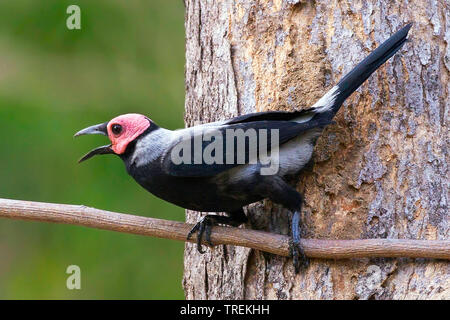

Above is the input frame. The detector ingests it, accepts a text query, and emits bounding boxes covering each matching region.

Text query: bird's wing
[223,109,314,125]
[161,118,331,177]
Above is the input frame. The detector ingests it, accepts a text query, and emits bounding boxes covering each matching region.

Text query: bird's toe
[187,216,214,254]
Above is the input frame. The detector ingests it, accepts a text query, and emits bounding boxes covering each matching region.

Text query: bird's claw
[289,238,309,273]
[187,216,214,254]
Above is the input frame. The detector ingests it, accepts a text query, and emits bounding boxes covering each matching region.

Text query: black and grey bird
[75,24,412,272]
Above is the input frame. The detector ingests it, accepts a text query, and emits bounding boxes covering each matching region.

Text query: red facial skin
[107,114,150,154]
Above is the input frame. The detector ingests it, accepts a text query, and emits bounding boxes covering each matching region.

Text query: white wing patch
[310,85,339,113]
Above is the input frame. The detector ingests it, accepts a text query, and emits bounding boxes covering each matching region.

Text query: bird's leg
[264,177,309,273]
[290,208,309,273]
[187,208,248,254]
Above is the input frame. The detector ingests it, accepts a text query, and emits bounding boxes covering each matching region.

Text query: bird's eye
[111,124,123,135]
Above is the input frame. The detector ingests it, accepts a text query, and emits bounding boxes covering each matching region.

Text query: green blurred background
[0,1,186,298]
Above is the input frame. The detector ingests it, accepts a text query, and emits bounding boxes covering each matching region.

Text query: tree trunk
[182,0,449,300]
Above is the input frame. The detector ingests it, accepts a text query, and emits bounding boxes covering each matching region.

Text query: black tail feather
[320,23,412,118]
[225,24,412,127]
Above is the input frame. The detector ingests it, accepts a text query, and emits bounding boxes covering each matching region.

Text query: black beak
[77,144,114,163]
[74,122,108,137]
[74,122,114,163]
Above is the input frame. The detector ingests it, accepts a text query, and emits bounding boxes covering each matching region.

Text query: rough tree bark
[182,0,449,299]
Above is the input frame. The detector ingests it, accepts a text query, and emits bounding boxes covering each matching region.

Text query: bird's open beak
[74,122,115,163]
[74,122,108,137]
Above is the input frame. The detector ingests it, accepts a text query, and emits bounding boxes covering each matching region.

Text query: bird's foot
[187,216,214,254]
[289,237,309,273]
[187,212,247,254]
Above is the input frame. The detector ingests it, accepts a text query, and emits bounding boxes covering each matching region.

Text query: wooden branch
[0,198,448,260]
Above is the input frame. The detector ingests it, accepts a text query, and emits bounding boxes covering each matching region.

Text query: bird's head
[74,113,151,163]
